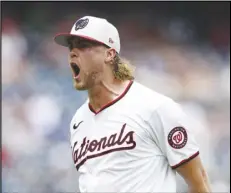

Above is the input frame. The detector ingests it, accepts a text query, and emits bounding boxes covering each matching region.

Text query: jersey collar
[89,80,134,115]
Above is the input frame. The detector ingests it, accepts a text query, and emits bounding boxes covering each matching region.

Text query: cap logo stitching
[75,18,89,31]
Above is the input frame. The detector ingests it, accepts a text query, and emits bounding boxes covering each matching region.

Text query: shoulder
[130,81,174,112]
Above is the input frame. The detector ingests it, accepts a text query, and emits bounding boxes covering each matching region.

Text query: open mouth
[70,63,80,79]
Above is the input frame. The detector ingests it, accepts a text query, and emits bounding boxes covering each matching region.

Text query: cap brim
[54,33,73,47]
[54,33,106,47]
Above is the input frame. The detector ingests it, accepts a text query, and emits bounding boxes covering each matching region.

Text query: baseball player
[54,16,211,193]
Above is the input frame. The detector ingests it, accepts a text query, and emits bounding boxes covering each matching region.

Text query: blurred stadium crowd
[2,2,230,193]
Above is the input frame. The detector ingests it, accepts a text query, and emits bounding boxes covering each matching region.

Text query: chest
[70,110,159,172]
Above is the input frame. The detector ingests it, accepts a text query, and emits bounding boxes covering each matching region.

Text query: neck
[88,78,131,112]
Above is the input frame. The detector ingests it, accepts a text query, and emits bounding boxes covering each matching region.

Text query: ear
[104,48,116,64]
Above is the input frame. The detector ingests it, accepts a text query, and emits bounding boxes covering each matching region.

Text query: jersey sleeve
[148,99,199,169]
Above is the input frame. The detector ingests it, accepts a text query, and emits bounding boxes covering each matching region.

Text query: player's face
[68,37,109,90]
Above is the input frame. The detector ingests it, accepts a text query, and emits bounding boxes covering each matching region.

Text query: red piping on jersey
[89,80,134,115]
[171,151,199,169]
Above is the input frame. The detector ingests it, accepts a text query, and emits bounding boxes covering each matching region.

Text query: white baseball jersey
[70,80,199,193]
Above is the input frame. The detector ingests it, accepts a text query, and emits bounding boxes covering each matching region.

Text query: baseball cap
[54,16,121,53]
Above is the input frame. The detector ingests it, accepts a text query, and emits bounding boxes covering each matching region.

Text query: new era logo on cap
[109,38,114,44]
[54,16,121,53]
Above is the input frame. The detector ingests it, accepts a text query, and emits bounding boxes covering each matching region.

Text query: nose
[69,51,78,59]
